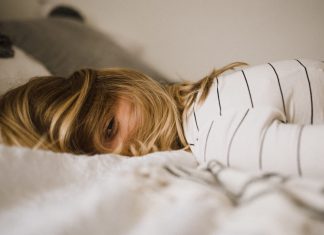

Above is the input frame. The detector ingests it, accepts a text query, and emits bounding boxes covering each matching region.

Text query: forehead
[115,98,133,112]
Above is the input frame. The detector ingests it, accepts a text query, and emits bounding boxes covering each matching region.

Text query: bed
[1,16,324,235]
[1,145,324,235]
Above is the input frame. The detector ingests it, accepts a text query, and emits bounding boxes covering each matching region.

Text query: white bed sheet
[0,145,323,235]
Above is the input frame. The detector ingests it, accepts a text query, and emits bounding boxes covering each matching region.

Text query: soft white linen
[0,145,324,235]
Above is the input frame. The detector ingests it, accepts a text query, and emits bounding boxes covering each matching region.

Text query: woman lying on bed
[0,59,323,177]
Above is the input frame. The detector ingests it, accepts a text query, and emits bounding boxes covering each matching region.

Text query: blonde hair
[0,63,246,156]
[167,62,248,121]
[0,68,185,155]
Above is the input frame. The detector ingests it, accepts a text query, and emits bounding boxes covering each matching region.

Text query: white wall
[1,0,324,81]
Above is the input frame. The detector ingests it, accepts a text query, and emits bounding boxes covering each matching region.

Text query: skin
[105,98,137,150]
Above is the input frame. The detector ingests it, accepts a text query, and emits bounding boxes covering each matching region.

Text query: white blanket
[0,145,324,235]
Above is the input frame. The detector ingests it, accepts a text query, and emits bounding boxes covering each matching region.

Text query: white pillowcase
[0,46,51,95]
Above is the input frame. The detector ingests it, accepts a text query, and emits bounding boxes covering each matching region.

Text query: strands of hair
[0,63,246,156]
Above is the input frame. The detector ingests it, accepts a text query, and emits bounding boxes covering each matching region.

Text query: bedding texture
[184,59,324,178]
[0,145,323,235]
[0,46,50,94]
[0,18,168,83]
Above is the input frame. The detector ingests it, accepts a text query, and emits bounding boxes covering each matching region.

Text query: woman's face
[104,98,137,150]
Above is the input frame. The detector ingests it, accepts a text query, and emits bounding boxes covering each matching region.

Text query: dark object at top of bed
[0,17,168,83]
[0,33,14,58]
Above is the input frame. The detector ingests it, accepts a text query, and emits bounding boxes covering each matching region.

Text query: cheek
[128,113,138,133]
[115,101,139,143]
[108,135,123,150]
[127,105,145,136]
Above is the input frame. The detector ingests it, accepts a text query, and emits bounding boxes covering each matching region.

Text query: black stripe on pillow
[204,121,214,162]
[295,59,314,124]
[193,105,200,132]
[216,79,222,116]
[241,70,254,108]
[268,63,287,123]
[227,109,250,167]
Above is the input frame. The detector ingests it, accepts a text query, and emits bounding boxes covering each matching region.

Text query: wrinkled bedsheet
[0,145,323,235]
